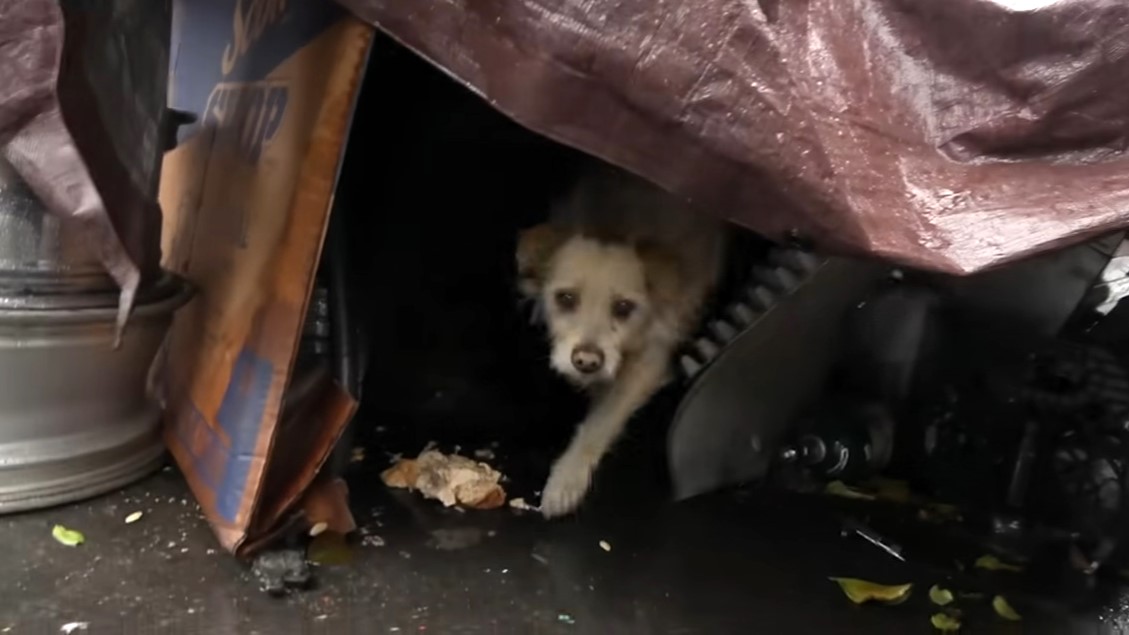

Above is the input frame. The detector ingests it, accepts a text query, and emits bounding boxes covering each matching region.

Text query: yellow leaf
[929,585,955,606]
[826,481,877,501]
[975,554,1023,573]
[931,613,961,631]
[871,478,912,503]
[51,525,85,547]
[992,595,1022,621]
[830,577,913,604]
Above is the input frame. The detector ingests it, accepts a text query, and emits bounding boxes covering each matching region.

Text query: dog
[516,164,727,517]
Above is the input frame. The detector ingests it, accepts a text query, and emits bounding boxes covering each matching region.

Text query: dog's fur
[517,164,727,517]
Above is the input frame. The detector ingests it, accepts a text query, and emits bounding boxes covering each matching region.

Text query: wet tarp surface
[0,0,168,321]
[340,0,1129,274]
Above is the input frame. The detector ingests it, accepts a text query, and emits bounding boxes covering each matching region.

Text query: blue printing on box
[171,0,341,141]
[214,347,275,522]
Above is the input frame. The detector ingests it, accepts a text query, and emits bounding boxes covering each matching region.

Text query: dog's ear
[636,241,684,308]
[516,223,567,297]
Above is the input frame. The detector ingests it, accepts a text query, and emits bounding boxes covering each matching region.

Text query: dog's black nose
[571,344,605,374]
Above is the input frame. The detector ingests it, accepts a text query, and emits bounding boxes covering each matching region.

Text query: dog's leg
[541,347,671,518]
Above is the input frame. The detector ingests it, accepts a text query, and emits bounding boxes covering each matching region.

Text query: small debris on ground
[309,522,329,537]
[60,623,89,634]
[557,613,575,625]
[829,578,912,604]
[599,540,611,552]
[382,449,506,509]
[251,549,312,596]
[362,534,386,548]
[929,585,954,606]
[992,595,1022,621]
[473,448,495,461]
[930,612,961,632]
[52,525,85,547]
[124,511,143,524]
[509,497,539,512]
[351,447,366,463]
[975,554,1024,573]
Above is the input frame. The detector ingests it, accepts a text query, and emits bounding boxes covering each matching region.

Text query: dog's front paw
[540,455,594,518]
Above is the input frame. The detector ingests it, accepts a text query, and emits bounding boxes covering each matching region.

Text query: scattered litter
[829,578,912,604]
[557,613,575,625]
[52,525,85,547]
[599,540,611,552]
[60,623,89,634]
[992,595,1022,621]
[975,554,1023,573]
[531,553,550,565]
[825,481,876,501]
[351,447,366,463]
[474,448,495,461]
[362,535,386,548]
[509,497,539,512]
[124,511,143,524]
[929,585,954,606]
[930,613,961,632]
[309,522,329,537]
[382,449,506,509]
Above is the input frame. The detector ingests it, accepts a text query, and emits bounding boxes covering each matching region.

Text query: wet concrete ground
[1,458,1125,634]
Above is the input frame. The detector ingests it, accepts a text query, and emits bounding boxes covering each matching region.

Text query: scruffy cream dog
[517,164,727,517]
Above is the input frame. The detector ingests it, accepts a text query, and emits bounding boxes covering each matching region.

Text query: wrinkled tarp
[339,0,1129,274]
[0,0,168,325]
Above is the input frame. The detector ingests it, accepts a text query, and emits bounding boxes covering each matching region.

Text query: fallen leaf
[929,585,955,606]
[975,554,1023,573]
[992,595,1022,621]
[871,478,912,503]
[52,525,85,547]
[826,481,877,501]
[830,578,912,604]
[599,540,611,552]
[124,511,143,524]
[931,613,961,631]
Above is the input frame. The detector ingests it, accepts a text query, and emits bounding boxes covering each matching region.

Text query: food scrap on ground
[975,554,1024,573]
[931,612,961,632]
[829,578,913,605]
[381,449,507,509]
[929,585,955,606]
[51,525,85,547]
[59,623,89,634]
[309,522,329,537]
[124,511,143,524]
[599,540,611,552]
[992,595,1022,621]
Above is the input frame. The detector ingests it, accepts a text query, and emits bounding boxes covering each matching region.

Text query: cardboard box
[158,0,372,555]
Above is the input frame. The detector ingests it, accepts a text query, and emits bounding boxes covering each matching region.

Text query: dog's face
[518,225,681,387]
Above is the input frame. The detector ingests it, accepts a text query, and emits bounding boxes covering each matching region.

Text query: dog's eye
[554,290,578,311]
[611,298,637,320]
